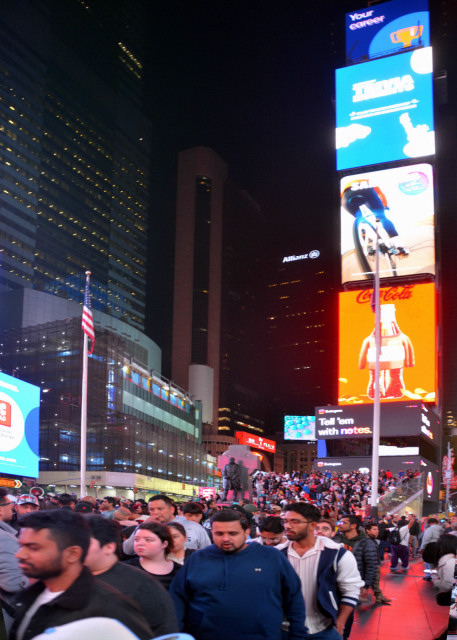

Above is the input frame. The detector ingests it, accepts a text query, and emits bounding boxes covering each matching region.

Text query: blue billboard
[346,0,429,64]
[0,372,40,478]
[284,415,316,441]
[336,47,434,170]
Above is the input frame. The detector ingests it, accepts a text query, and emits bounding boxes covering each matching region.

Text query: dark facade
[172,147,268,439]
[264,244,338,430]
[0,0,150,330]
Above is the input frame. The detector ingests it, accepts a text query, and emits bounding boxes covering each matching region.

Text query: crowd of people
[0,467,453,640]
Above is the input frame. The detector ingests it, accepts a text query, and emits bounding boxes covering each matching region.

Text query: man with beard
[170,509,306,640]
[281,503,363,640]
[10,510,154,640]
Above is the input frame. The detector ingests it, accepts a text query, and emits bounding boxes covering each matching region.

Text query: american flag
[82,277,95,355]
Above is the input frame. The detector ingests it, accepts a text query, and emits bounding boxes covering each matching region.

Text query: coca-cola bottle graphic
[359,303,415,399]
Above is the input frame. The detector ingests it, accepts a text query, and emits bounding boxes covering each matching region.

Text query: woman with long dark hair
[123,521,181,590]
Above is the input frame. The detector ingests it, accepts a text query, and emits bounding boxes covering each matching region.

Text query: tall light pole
[370,221,381,518]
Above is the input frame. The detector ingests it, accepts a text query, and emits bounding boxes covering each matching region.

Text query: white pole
[446,442,452,518]
[80,271,90,498]
[370,221,381,517]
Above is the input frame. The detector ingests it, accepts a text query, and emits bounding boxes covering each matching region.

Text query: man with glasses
[281,503,363,640]
[0,489,29,634]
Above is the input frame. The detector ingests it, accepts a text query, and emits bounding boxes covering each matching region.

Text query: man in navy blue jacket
[169,509,306,640]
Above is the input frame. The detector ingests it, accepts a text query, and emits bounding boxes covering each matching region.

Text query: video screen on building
[315,402,438,440]
[336,47,434,170]
[236,431,276,453]
[346,0,430,65]
[284,415,316,441]
[0,372,40,478]
[338,283,436,405]
[341,164,435,283]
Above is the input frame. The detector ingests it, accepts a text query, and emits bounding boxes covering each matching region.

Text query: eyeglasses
[0,502,13,507]
[282,519,313,526]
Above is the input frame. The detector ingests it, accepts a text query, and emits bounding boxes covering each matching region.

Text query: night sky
[144,0,356,363]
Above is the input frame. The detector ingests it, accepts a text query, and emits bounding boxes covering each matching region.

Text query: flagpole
[80,271,91,498]
[370,221,381,517]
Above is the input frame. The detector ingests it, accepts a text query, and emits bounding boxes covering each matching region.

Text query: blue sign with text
[346,0,429,64]
[336,47,434,171]
[0,372,40,478]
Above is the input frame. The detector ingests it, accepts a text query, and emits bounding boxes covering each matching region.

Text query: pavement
[350,555,450,640]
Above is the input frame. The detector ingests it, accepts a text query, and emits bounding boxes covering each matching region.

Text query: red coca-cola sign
[356,285,414,304]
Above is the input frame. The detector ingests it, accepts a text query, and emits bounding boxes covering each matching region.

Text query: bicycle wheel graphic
[353,216,398,278]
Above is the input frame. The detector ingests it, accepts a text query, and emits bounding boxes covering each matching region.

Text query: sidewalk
[350,555,449,640]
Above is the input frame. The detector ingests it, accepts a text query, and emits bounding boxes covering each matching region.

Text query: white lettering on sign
[316,422,372,437]
[348,11,386,30]
[282,250,320,263]
[353,75,415,102]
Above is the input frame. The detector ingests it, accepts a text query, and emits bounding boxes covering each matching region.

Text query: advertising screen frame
[346,0,430,65]
[235,431,276,453]
[340,164,435,284]
[284,415,317,442]
[0,372,40,478]
[338,283,436,406]
[336,47,435,171]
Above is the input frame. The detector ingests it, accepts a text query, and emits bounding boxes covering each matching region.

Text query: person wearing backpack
[388,513,416,572]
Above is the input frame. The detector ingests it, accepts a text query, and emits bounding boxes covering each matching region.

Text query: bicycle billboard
[0,371,40,478]
[346,0,429,65]
[338,283,436,405]
[336,47,434,170]
[340,163,434,284]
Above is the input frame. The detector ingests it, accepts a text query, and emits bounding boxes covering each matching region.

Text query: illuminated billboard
[346,0,430,65]
[338,283,436,405]
[0,372,40,478]
[315,402,439,440]
[235,431,276,453]
[336,47,434,170]
[341,164,435,283]
[284,416,316,441]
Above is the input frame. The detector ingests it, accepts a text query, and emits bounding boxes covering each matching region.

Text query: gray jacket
[0,519,29,631]
[420,524,444,550]
[0,520,29,598]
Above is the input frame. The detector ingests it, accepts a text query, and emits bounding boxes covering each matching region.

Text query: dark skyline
[145,0,355,360]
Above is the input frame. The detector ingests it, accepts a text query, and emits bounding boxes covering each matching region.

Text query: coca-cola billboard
[338,283,436,405]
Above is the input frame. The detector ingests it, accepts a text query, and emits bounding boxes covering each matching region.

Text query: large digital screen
[346,0,430,65]
[336,47,434,170]
[284,415,316,441]
[0,372,40,478]
[341,164,435,283]
[338,283,436,405]
[315,402,439,440]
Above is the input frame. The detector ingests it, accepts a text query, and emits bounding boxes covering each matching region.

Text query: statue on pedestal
[221,457,241,502]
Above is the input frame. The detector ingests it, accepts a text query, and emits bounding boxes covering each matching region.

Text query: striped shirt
[286,536,332,635]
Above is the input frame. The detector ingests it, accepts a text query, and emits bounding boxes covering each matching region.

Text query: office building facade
[172,147,268,440]
[0,0,150,330]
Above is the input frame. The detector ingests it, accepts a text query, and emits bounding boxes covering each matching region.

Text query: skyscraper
[0,0,150,330]
[171,146,267,440]
[0,1,216,497]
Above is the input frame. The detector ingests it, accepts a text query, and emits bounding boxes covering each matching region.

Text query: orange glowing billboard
[338,283,436,405]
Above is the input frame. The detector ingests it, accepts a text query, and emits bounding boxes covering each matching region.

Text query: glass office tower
[0,0,150,330]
